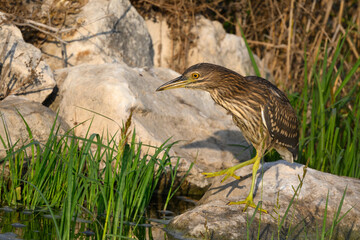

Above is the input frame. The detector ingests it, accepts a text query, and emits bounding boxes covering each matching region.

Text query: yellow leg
[202,151,267,213]
[228,154,267,213]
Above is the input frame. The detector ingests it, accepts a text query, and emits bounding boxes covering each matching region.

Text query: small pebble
[75,217,92,223]
[11,223,26,228]
[82,230,95,236]
[22,210,34,215]
[158,210,174,215]
[0,206,14,212]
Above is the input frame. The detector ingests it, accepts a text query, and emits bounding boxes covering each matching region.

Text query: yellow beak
[156,75,192,91]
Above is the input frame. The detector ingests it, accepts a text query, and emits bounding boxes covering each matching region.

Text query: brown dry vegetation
[0,0,358,93]
[0,0,87,44]
[131,0,359,92]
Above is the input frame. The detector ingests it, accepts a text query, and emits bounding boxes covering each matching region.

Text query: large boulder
[166,161,360,239]
[49,63,251,194]
[0,96,70,177]
[0,24,55,103]
[146,16,272,79]
[40,0,154,70]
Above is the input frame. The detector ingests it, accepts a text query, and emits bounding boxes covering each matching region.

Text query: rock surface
[167,161,360,239]
[0,3,358,238]
[146,16,271,79]
[49,63,251,193]
[0,24,56,103]
[41,0,154,70]
[0,96,70,176]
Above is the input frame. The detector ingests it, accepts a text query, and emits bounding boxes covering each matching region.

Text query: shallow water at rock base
[0,195,198,240]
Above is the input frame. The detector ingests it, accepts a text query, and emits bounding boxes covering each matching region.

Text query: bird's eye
[192,73,200,79]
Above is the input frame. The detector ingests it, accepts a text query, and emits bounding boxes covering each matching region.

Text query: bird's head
[156,63,232,91]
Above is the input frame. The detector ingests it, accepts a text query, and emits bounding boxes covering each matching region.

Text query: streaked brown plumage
[156,63,299,213]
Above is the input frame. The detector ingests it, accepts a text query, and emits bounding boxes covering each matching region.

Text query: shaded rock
[0,232,21,240]
[0,96,70,177]
[41,0,153,69]
[146,16,271,79]
[0,206,14,212]
[0,24,55,103]
[10,223,26,228]
[167,161,360,239]
[50,63,251,194]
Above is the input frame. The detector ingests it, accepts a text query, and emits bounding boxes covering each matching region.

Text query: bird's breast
[210,90,271,149]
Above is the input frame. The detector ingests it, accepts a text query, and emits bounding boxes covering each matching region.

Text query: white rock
[0,96,69,177]
[40,0,153,69]
[0,24,55,103]
[50,63,251,193]
[167,161,360,239]
[146,16,271,79]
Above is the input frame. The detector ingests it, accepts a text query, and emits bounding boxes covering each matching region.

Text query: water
[0,195,198,239]
[0,207,59,239]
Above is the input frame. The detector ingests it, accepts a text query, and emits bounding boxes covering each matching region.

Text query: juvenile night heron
[156,63,299,213]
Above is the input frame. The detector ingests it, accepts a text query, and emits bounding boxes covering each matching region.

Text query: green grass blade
[238,24,261,77]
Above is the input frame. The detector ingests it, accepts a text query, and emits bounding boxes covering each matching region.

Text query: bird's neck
[208,84,263,123]
[208,83,247,108]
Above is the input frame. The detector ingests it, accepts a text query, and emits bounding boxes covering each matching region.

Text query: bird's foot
[202,166,241,182]
[228,197,267,213]
[202,158,257,182]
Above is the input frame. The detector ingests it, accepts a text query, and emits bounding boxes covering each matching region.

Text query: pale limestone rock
[145,17,172,68]
[0,96,69,176]
[146,16,271,79]
[40,0,153,69]
[0,24,55,103]
[167,161,360,239]
[50,63,251,193]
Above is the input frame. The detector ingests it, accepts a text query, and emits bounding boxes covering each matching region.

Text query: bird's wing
[262,88,299,151]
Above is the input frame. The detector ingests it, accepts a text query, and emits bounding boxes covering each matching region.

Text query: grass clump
[292,35,360,178]
[0,112,186,239]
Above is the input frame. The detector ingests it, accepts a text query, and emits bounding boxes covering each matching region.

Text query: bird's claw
[228,199,267,213]
[202,168,241,182]
[220,172,241,182]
